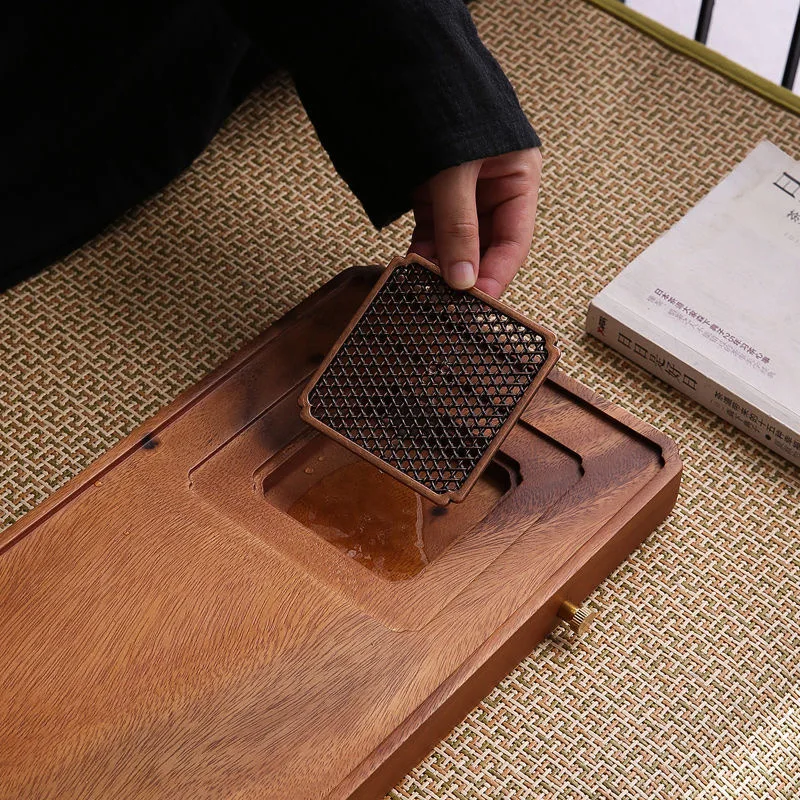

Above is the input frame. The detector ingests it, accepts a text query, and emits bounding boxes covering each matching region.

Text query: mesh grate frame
[299,257,560,504]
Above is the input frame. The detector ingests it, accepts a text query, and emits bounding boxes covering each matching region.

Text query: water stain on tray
[288,461,427,580]
[268,437,514,581]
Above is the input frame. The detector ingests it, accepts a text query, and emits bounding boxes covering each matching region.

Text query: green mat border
[585,0,800,116]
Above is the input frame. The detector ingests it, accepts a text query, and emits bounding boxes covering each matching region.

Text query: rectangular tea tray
[0,266,681,800]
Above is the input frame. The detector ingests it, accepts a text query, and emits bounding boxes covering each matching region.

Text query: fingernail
[448,261,476,290]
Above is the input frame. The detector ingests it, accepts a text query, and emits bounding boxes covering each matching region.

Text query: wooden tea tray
[0,267,681,800]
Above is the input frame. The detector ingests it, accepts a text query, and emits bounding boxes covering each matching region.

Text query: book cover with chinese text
[586,140,800,467]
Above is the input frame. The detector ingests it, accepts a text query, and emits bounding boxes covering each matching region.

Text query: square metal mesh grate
[300,257,559,503]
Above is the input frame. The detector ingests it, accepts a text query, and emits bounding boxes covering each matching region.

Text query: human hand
[408,148,542,298]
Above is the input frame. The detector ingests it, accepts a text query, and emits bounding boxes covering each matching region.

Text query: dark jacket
[1,0,539,289]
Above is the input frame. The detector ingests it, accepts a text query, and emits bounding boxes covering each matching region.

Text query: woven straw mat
[2,0,798,797]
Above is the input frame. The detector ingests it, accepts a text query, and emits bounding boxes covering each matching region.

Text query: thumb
[428,161,482,290]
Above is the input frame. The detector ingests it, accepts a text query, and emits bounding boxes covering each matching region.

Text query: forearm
[223,0,539,227]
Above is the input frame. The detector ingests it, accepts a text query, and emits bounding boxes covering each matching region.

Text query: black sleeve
[223,0,540,228]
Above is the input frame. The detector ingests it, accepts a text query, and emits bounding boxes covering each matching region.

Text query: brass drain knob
[558,600,597,635]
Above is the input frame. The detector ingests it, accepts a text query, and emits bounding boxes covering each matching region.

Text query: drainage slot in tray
[261,432,519,581]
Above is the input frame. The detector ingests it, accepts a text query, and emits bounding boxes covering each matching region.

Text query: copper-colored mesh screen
[303,260,556,500]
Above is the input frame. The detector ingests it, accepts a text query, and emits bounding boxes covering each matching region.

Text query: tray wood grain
[0,266,681,800]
